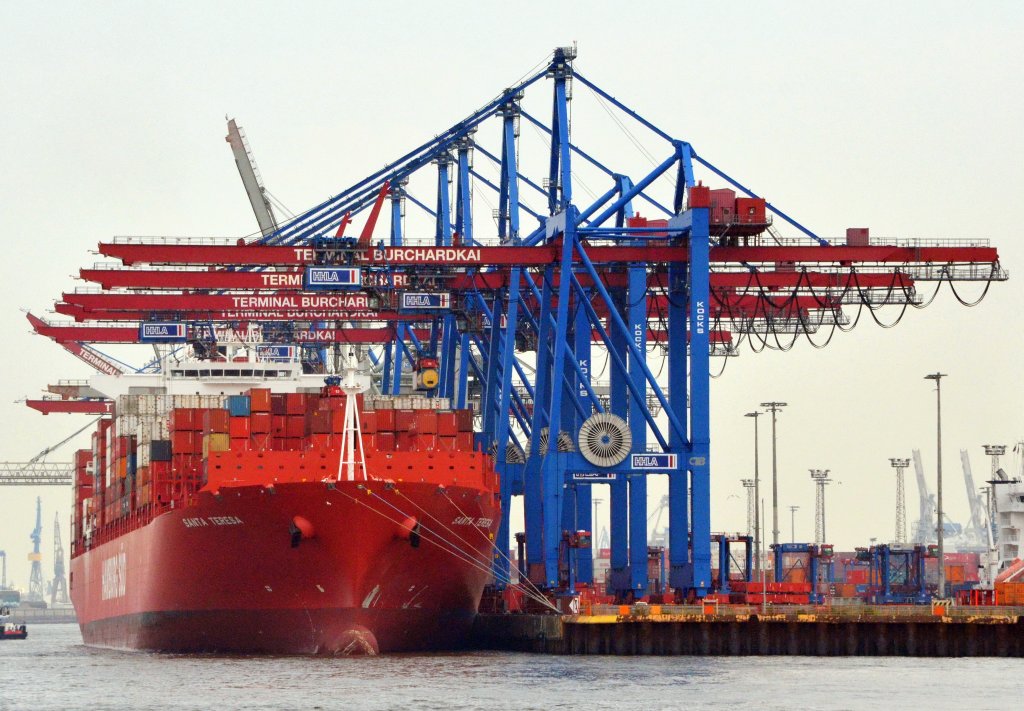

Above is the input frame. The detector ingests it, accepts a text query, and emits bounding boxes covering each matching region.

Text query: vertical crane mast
[912,449,936,545]
[226,118,279,237]
[51,512,69,605]
[960,449,987,546]
[27,496,43,602]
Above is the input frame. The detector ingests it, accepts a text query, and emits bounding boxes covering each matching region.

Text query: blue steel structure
[861,544,932,604]
[244,46,751,600]
[772,543,835,604]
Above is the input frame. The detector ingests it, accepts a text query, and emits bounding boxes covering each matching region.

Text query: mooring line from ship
[333,486,558,611]
[432,489,556,607]
[390,486,562,608]
[331,488,525,593]
[341,488,556,610]
[383,487,560,612]
[350,486,534,596]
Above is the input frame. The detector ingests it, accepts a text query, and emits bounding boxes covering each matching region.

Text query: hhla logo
[101,549,127,600]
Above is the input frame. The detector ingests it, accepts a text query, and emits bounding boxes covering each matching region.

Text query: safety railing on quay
[581,603,1023,620]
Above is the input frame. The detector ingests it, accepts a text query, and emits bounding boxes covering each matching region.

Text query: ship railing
[110,235,241,245]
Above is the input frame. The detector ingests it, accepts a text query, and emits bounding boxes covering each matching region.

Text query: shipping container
[227,395,251,417]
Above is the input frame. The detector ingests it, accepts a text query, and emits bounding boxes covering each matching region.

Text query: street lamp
[745,410,763,574]
[789,505,799,543]
[924,372,946,598]
[760,401,788,547]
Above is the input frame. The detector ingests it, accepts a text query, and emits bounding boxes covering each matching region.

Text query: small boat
[0,607,27,641]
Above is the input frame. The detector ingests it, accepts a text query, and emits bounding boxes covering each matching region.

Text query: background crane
[50,513,69,605]
[27,497,43,602]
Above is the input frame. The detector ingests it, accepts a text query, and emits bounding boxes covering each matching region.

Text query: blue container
[227,395,251,417]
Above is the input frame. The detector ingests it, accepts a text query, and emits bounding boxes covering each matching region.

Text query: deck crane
[27,497,44,602]
[22,47,1007,603]
[50,513,69,605]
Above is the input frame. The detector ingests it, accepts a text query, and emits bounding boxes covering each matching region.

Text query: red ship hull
[71,479,499,654]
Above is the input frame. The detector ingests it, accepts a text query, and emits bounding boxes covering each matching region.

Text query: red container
[230,437,251,452]
[456,432,474,451]
[248,388,272,413]
[271,393,288,416]
[285,393,306,415]
[396,432,413,451]
[455,409,473,432]
[330,410,346,433]
[170,408,195,432]
[172,431,195,455]
[735,197,766,224]
[360,411,377,434]
[283,437,303,451]
[203,409,230,434]
[250,412,272,434]
[437,411,458,436]
[413,411,437,434]
[229,417,250,438]
[309,410,331,434]
[436,436,458,451]
[319,396,344,411]
[271,415,287,435]
[377,409,396,431]
[396,409,416,431]
[413,434,438,451]
[286,416,306,438]
[250,434,271,452]
[309,434,334,449]
[375,432,395,451]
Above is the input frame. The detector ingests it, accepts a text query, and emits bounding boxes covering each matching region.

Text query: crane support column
[574,296,594,585]
[688,200,712,596]
[667,256,692,592]
[627,264,649,595]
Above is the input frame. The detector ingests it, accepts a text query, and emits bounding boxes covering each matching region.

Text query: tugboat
[0,606,27,640]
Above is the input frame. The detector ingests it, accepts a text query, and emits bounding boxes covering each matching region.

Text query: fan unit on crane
[577,413,632,468]
[505,443,526,464]
[528,427,575,455]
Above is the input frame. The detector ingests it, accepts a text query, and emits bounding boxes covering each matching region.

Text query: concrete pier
[472,606,1024,656]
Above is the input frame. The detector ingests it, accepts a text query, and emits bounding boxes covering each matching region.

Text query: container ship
[68,356,499,655]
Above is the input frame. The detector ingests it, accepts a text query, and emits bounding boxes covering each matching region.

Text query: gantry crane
[24,47,1006,602]
[27,497,44,602]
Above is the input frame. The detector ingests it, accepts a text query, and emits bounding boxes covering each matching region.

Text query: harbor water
[2,624,1021,710]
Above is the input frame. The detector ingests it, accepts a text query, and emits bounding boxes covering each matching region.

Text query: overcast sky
[1,2,1022,589]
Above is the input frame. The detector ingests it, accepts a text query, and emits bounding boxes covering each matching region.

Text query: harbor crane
[50,513,69,605]
[27,497,44,602]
